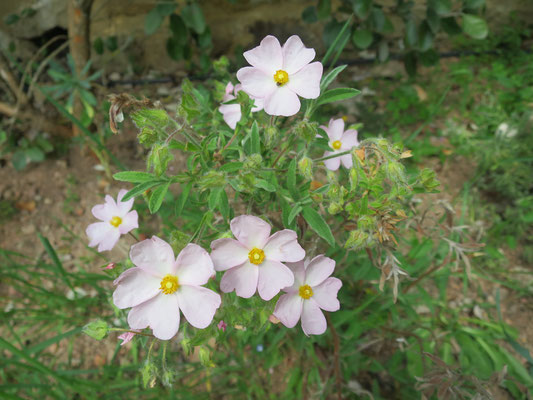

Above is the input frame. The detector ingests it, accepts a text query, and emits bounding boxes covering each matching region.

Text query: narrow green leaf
[322,16,352,66]
[208,188,222,210]
[38,234,74,292]
[320,65,347,91]
[255,179,276,192]
[145,8,164,35]
[287,158,298,200]
[181,3,206,34]
[250,121,260,154]
[122,181,163,202]
[113,171,155,183]
[218,189,230,220]
[220,162,244,172]
[288,204,303,225]
[317,88,361,106]
[149,181,170,213]
[302,206,335,247]
[175,182,192,217]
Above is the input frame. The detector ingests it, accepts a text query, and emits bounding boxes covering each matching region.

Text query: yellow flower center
[110,216,122,228]
[273,69,289,86]
[299,284,314,300]
[159,275,179,295]
[248,247,265,265]
[332,140,342,150]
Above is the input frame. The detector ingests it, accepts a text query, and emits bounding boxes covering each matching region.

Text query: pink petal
[116,189,134,216]
[323,151,341,171]
[176,285,221,329]
[113,267,160,309]
[86,222,120,252]
[263,230,305,262]
[225,82,234,96]
[175,243,214,285]
[220,262,259,298]
[301,299,327,336]
[328,118,345,141]
[127,293,180,340]
[282,35,316,75]
[210,238,249,271]
[257,259,294,301]
[219,104,241,129]
[118,331,136,346]
[243,35,283,75]
[313,277,342,312]
[118,210,138,234]
[341,130,359,149]
[286,62,322,99]
[251,97,264,112]
[129,236,175,277]
[230,215,271,249]
[273,293,303,328]
[263,86,301,117]
[340,154,353,169]
[236,66,277,99]
[91,203,114,221]
[283,261,306,293]
[304,255,335,287]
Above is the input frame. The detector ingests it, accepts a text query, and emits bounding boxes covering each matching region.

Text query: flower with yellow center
[248,247,265,265]
[109,216,122,228]
[159,274,179,295]
[331,140,342,151]
[273,69,289,86]
[298,284,314,300]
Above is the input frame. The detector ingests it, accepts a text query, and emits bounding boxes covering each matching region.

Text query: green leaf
[320,64,346,91]
[220,162,244,172]
[405,18,418,47]
[145,8,164,35]
[317,0,331,19]
[322,17,352,66]
[149,181,170,213]
[250,121,260,154]
[302,206,335,247]
[113,171,155,183]
[429,0,452,16]
[38,233,74,292]
[175,182,192,217]
[288,204,302,225]
[378,40,389,62]
[182,3,206,34]
[167,37,185,61]
[352,29,373,49]
[352,0,372,19]
[12,150,27,171]
[371,7,385,32]
[123,181,163,202]
[462,14,488,39]
[441,17,462,35]
[208,187,222,210]
[419,22,434,51]
[255,179,276,192]
[302,6,318,23]
[464,0,485,10]
[93,37,104,54]
[169,14,188,44]
[218,189,230,220]
[317,88,361,106]
[287,158,298,200]
[26,147,45,162]
[155,1,176,16]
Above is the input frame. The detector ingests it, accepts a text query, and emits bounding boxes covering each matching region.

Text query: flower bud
[198,170,226,189]
[243,154,263,171]
[264,126,279,148]
[298,156,313,180]
[295,120,318,143]
[386,161,406,183]
[198,346,212,367]
[82,320,109,340]
[138,127,157,147]
[328,202,343,215]
[345,230,372,250]
[141,360,158,388]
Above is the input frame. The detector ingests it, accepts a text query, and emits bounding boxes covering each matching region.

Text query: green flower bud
[82,320,109,340]
[138,127,157,147]
[141,360,158,388]
[161,369,174,388]
[198,170,226,189]
[264,126,279,148]
[328,202,343,215]
[295,120,318,143]
[213,56,230,75]
[148,144,173,176]
[243,154,263,171]
[358,215,375,230]
[198,346,212,367]
[386,161,406,183]
[298,156,313,180]
[345,230,372,250]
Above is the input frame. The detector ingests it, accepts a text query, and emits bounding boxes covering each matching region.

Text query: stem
[314,149,352,163]
[402,253,451,293]
[109,328,154,338]
[220,125,240,153]
[128,231,140,242]
[326,313,342,400]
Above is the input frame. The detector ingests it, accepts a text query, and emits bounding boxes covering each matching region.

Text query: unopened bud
[298,156,313,180]
[328,202,343,215]
[82,320,109,340]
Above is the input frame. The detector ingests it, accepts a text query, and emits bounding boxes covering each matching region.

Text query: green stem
[314,149,352,162]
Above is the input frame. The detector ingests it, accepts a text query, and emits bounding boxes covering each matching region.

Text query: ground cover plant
[1,4,533,400]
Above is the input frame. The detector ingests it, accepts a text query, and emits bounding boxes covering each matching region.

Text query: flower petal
[340,130,359,149]
[127,293,180,340]
[340,154,353,169]
[273,293,303,328]
[263,229,305,262]
[175,243,214,285]
[263,86,301,117]
[118,210,138,234]
[282,35,316,75]
[236,67,277,99]
[129,236,175,277]
[113,267,160,309]
[257,259,294,301]
[91,203,114,221]
[286,62,322,99]
[313,277,342,312]
[230,215,271,249]
[283,261,306,293]
[301,299,327,336]
[305,255,336,287]
[117,189,134,216]
[251,96,264,112]
[220,262,259,298]
[327,118,345,141]
[323,151,341,171]
[243,35,283,74]
[219,104,241,129]
[210,238,249,271]
[176,285,221,329]
[86,222,120,252]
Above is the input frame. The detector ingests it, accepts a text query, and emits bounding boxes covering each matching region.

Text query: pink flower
[113,237,221,340]
[104,262,116,270]
[210,215,305,300]
[273,255,342,336]
[236,35,323,117]
[320,118,359,171]
[219,82,264,129]
[217,320,227,332]
[86,189,138,252]
[118,331,137,345]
